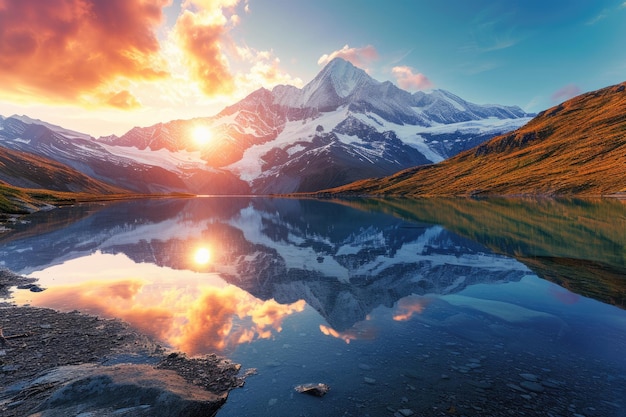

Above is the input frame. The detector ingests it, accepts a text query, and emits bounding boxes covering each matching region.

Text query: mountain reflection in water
[1,197,625,416]
[2,197,529,343]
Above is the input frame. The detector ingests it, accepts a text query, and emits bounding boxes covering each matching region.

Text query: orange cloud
[172,4,237,97]
[164,0,300,101]
[183,0,240,9]
[100,279,145,300]
[391,66,433,91]
[0,0,169,107]
[317,44,379,69]
[248,298,306,333]
[104,90,142,109]
[174,285,241,353]
[175,288,306,354]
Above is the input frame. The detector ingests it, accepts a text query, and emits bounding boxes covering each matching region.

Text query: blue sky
[0,0,624,136]
[233,0,625,109]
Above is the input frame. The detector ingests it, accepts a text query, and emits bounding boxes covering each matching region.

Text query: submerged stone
[519,373,539,382]
[520,380,545,393]
[294,383,330,397]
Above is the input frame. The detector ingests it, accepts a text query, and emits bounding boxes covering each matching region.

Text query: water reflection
[319,320,379,344]
[12,251,305,355]
[392,295,430,321]
[335,197,626,308]
[1,197,625,416]
[2,197,625,334]
[0,197,531,335]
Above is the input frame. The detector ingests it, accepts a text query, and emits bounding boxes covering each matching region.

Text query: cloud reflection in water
[393,295,430,321]
[319,295,431,343]
[17,252,306,355]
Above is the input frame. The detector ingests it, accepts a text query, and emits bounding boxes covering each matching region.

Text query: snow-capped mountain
[101,58,532,193]
[0,58,533,194]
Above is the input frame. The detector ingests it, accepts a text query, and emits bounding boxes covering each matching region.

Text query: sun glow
[192,126,212,146]
[193,247,211,265]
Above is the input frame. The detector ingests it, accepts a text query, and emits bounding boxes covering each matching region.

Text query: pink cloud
[391,66,433,91]
[317,44,379,69]
[0,0,169,107]
[551,84,581,103]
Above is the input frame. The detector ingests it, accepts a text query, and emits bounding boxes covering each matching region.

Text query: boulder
[6,363,227,417]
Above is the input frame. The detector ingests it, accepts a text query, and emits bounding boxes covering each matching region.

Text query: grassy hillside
[0,183,138,216]
[322,82,626,197]
[0,183,191,218]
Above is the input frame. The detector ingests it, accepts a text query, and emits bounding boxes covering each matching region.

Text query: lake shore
[0,269,247,417]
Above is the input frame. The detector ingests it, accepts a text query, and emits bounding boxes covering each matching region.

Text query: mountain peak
[9,114,45,125]
[312,57,376,99]
[7,114,92,140]
[275,57,379,111]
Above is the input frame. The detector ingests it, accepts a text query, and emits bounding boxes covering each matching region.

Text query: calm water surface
[1,197,625,416]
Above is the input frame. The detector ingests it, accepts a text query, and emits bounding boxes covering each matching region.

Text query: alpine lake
[1,196,625,417]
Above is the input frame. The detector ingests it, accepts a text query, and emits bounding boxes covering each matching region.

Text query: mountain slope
[0,115,251,194]
[322,82,626,197]
[0,146,126,194]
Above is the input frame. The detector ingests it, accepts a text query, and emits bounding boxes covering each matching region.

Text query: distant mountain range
[321,82,626,197]
[0,58,532,196]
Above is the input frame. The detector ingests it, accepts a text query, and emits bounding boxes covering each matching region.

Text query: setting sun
[192,126,212,146]
[193,247,211,265]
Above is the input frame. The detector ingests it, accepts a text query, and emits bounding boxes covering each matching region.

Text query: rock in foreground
[0,299,247,417]
[7,363,228,417]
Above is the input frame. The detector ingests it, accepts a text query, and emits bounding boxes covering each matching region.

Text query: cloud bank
[0,0,298,111]
[173,5,236,97]
[0,0,169,108]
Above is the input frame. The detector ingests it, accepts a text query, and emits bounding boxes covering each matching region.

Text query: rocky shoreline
[0,269,249,417]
